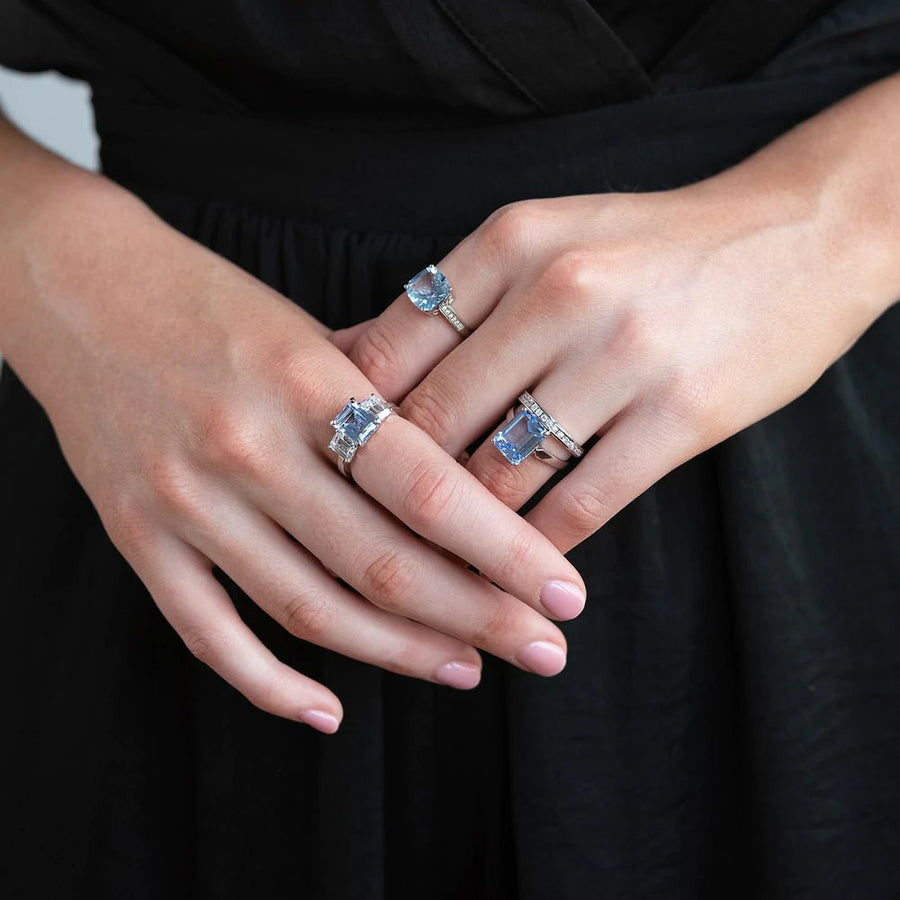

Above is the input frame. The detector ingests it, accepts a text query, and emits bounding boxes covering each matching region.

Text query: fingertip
[434,659,483,690]
[297,709,342,734]
[539,579,586,620]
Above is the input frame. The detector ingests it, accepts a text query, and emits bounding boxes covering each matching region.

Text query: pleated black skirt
[1,57,899,900]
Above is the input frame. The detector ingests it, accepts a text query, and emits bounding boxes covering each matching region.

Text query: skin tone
[0,113,586,735]
[2,70,899,734]
[341,70,900,554]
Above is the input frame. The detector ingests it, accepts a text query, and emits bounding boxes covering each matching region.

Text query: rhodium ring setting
[493,391,584,469]
[405,264,472,336]
[328,394,395,480]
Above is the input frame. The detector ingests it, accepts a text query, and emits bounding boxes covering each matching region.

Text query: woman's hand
[342,74,900,554]
[0,119,586,732]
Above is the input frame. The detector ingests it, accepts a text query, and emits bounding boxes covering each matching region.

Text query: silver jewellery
[328,394,396,481]
[493,391,584,469]
[404,264,472,336]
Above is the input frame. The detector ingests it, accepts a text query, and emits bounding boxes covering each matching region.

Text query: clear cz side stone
[405,264,451,313]
[328,432,358,462]
[492,410,548,465]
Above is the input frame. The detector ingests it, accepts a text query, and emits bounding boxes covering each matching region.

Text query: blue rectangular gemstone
[333,400,379,444]
[492,410,547,465]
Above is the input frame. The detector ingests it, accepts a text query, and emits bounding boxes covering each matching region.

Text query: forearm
[695,70,900,322]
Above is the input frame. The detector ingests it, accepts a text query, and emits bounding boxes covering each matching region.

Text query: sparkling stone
[332,398,381,445]
[328,432,357,462]
[405,264,451,312]
[493,410,548,465]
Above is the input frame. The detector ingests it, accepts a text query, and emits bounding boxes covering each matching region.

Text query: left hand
[335,175,889,554]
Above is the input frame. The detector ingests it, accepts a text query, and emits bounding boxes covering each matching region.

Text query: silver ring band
[493,395,582,469]
[436,299,471,336]
[518,391,584,458]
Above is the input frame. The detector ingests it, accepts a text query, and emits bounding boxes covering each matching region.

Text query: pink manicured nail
[435,661,482,689]
[540,580,586,619]
[516,641,567,676]
[298,710,341,733]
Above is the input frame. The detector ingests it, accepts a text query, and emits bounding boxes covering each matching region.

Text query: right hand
[0,153,586,732]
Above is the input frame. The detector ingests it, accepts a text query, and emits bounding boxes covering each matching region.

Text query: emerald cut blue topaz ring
[328,394,395,480]
[493,392,584,469]
[404,264,472,336]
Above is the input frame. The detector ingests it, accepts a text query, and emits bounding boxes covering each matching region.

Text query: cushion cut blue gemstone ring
[492,391,584,469]
[328,393,396,481]
[404,264,472,336]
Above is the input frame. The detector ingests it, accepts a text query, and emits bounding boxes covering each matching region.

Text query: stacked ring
[328,393,396,481]
[404,264,472,336]
[493,391,584,469]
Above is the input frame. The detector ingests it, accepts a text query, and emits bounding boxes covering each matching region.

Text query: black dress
[1,2,899,898]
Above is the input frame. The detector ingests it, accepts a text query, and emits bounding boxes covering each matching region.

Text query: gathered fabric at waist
[94,59,896,236]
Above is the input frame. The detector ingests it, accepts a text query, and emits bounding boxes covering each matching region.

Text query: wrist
[688,76,900,325]
[682,159,898,337]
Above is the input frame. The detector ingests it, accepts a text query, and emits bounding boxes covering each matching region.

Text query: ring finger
[464,361,627,511]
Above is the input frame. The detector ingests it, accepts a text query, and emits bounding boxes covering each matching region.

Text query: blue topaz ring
[328,394,396,480]
[493,391,584,469]
[405,264,472,337]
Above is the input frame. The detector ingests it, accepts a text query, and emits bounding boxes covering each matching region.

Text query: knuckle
[401,381,457,449]
[470,598,521,651]
[657,366,724,440]
[401,458,462,531]
[103,490,155,556]
[537,250,602,312]
[609,302,664,362]
[279,591,334,642]
[490,526,537,588]
[180,625,223,666]
[199,407,272,480]
[362,546,418,612]
[481,200,541,264]
[352,322,402,391]
[471,450,533,509]
[146,452,203,516]
[555,481,613,536]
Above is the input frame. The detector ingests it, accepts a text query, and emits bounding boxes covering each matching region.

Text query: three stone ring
[328,393,396,481]
[405,264,472,336]
[493,391,584,469]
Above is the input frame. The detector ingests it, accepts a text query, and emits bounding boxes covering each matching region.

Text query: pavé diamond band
[404,264,472,336]
[493,391,584,468]
[328,394,396,480]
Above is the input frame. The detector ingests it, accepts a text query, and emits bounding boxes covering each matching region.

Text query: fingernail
[515,641,567,676]
[435,661,482,690]
[298,710,341,734]
[540,580,586,619]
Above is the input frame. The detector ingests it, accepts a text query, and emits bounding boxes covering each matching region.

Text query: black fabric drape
[1,2,899,898]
